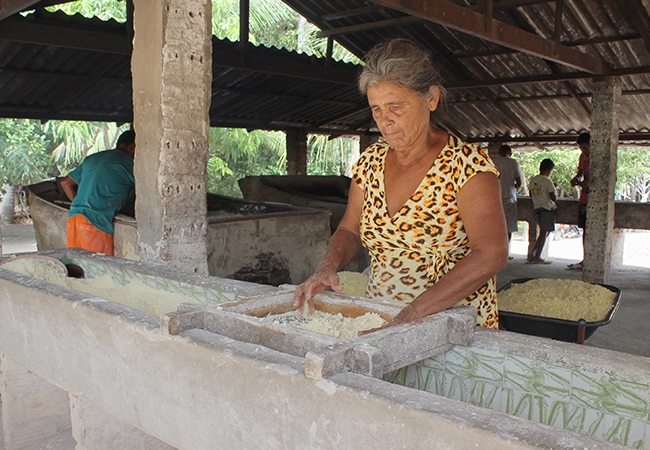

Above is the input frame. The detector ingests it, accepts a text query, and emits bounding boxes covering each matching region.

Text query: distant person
[492,144,522,258]
[61,129,136,256]
[568,132,590,269]
[529,158,557,264]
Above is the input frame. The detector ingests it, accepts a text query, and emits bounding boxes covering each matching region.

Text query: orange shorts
[66,214,114,256]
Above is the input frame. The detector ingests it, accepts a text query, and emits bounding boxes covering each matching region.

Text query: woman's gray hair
[358,39,446,102]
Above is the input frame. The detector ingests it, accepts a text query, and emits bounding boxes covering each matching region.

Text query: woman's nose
[377,111,393,127]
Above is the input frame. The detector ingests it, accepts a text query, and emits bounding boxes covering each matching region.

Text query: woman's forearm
[391,247,506,325]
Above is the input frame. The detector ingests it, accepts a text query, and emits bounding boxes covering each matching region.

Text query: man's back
[492,155,521,202]
[68,149,135,235]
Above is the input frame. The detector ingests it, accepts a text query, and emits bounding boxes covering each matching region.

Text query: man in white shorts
[492,144,522,259]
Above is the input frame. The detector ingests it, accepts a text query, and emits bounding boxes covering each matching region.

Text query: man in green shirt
[61,129,136,256]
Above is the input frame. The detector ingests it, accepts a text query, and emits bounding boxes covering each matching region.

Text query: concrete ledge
[0,260,629,449]
[473,327,650,384]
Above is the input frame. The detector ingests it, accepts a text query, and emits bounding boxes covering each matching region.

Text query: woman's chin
[384,137,405,150]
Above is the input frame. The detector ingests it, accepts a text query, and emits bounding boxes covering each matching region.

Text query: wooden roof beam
[468,0,556,11]
[316,16,421,37]
[0,16,358,86]
[372,0,611,74]
[321,5,386,21]
[628,0,650,56]
[455,33,642,59]
[212,45,359,85]
[446,65,650,89]
[0,17,131,54]
[447,88,650,106]
[562,80,591,116]
[469,132,650,143]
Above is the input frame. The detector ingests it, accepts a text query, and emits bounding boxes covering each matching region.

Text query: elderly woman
[293,39,508,330]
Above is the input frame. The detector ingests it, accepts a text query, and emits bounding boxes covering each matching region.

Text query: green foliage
[0,119,50,189]
[307,135,359,176]
[46,0,126,21]
[617,148,650,201]
[211,0,361,63]
[207,128,287,197]
[44,121,125,173]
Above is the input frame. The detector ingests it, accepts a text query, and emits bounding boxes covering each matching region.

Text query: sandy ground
[509,228,650,269]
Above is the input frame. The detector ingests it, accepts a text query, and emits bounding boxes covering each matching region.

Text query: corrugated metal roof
[282,0,650,147]
[1,1,649,148]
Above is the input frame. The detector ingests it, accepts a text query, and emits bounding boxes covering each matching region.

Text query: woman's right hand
[294,181,364,314]
[293,264,344,315]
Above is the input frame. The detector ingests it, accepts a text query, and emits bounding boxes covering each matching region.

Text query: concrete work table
[0,250,629,450]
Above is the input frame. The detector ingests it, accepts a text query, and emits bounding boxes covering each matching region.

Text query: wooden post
[359,134,379,153]
[286,130,307,175]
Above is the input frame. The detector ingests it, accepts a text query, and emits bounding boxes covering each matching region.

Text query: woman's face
[367,81,439,152]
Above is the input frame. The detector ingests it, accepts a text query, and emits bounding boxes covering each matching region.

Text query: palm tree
[44,121,126,173]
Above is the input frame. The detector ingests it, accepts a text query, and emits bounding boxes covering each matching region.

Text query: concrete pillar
[0,354,72,449]
[286,130,307,175]
[132,0,212,274]
[610,228,625,266]
[70,394,177,450]
[486,141,500,157]
[583,76,621,284]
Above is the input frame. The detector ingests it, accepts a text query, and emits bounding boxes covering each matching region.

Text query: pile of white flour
[263,309,385,339]
[1,258,199,316]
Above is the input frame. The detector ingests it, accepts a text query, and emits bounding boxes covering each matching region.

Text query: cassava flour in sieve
[263,309,385,339]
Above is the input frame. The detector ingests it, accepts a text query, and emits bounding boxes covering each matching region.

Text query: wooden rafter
[446,66,650,90]
[316,16,421,37]
[628,0,650,55]
[454,32,642,59]
[211,45,358,85]
[468,0,556,10]
[469,132,650,143]
[0,16,360,86]
[372,0,611,74]
[0,17,130,54]
[562,81,591,116]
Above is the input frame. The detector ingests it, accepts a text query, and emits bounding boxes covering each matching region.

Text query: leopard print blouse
[352,135,499,329]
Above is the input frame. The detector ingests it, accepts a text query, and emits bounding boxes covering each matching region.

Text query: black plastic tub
[497,278,622,343]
